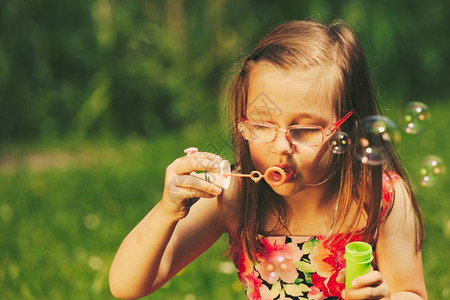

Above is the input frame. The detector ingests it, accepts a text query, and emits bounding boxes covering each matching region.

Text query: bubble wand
[184,147,287,189]
[223,167,286,187]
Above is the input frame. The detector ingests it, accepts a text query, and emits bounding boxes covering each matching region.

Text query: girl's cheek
[249,144,269,170]
[297,147,333,172]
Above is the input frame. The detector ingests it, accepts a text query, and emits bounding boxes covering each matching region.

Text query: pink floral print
[232,171,397,299]
[255,237,303,284]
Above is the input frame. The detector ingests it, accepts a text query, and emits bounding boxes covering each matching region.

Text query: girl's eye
[289,127,322,145]
[253,124,270,130]
[304,128,321,135]
[247,123,272,132]
[290,127,320,137]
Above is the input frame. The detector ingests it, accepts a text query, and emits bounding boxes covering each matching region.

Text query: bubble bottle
[344,241,373,289]
[204,159,232,190]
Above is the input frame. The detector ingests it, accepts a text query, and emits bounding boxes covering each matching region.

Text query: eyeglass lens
[240,122,323,146]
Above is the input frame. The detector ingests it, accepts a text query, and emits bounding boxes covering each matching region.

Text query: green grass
[0,127,243,300]
[1,103,449,299]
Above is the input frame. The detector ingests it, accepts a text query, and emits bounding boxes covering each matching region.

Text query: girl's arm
[375,179,427,299]
[109,152,237,299]
[342,180,428,299]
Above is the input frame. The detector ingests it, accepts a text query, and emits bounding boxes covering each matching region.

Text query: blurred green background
[1,0,449,299]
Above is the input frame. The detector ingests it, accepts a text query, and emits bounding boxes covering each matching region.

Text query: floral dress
[231,172,397,300]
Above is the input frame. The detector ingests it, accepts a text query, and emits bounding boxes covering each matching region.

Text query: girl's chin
[268,175,330,195]
[269,181,304,196]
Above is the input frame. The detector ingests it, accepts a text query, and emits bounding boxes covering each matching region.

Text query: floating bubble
[0,204,13,222]
[88,256,103,270]
[402,101,430,134]
[218,261,235,274]
[84,214,100,230]
[184,294,197,300]
[328,131,351,154]
[231,280,243,292]
[357,116,401,166]
[419,155,446,187]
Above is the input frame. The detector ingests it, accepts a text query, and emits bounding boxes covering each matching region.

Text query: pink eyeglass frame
[239,110,354,146]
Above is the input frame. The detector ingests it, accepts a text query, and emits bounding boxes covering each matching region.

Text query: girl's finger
[171,154,223,175]
[343,271,390,299]
[351,271,384,288]
[186,151,223,162]
[166,184,220,208]
[336,268,346,284]
[343,284,390,300]
[170,174,223,197]
[176,186,221,201]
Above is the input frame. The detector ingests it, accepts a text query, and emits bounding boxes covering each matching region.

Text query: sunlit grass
[0,128,243,300]
[0,102,449,299]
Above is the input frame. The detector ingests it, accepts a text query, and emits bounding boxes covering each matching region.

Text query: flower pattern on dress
[309,235,362,298]
[234,235,363,299]
[380,171,398,220]
[255,237,303,284]
[232,171,398,299]
[242,270,265,300]
[308,285,325,300]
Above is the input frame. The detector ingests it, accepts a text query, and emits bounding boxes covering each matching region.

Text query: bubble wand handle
[224,166,286,187]
[224,171,264,182]
[344,241,373,289]
[182,147,286,189]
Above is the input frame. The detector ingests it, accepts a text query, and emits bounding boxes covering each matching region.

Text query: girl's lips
[274,164,296,183]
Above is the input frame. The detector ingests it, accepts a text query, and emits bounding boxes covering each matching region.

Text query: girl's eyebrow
[246,108,274,120]
[294,113,328,128]
[293,113,327,123]
[247,105,328,123]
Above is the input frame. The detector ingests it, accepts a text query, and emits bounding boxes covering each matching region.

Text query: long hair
[227,19,423,261]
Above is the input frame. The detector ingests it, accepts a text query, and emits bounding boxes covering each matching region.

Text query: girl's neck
[285,179,338,210]
[279,182,339,236]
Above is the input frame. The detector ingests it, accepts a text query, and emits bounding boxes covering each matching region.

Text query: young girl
[109,19,427,299]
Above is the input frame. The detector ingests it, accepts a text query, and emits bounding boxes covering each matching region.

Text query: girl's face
[245,63,337,197]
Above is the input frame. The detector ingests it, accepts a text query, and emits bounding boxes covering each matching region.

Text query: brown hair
[227,19,423,261]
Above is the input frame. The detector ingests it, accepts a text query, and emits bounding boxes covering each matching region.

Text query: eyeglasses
[238,110,353,147]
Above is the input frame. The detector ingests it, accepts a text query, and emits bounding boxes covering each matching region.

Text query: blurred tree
[0,0,448,142]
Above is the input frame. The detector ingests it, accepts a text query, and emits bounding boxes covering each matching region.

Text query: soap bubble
[231,281,243,292]
[218,261,235,274]
[419,155,446,187]
[184,294,197,300]
[88,256,103,270]
[357,116,401,166]
[84,214,100,230]
[0,204,13,222]
[402,101,430,134]
[328,131,351,154]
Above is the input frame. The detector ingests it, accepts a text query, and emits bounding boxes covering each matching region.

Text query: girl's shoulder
[380,170,407,221]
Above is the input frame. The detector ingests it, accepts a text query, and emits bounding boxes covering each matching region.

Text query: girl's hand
[160,151,224,220]
[337,269,391,299]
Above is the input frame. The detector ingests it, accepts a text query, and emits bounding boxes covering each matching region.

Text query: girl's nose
[271,130,294,155]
